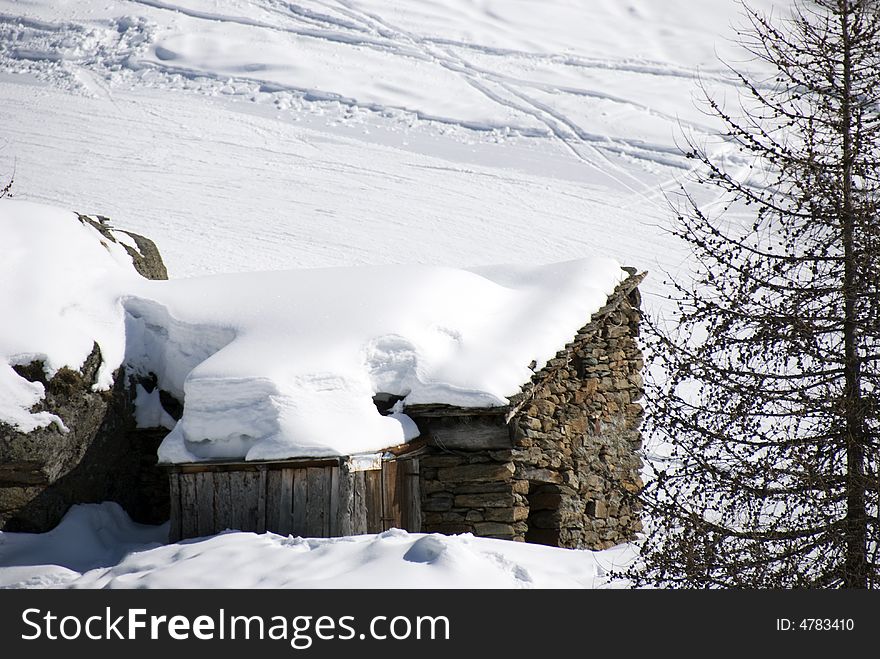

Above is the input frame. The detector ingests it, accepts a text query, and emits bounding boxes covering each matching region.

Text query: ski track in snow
[0,0,767,290]
[134,0,704,174]
[0,1,718,167]
[324,0,682,201]
[0,0,789,588]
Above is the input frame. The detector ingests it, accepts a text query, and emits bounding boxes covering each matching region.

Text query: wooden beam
[168,457,341,473]
[306,467,327,537]
[180,473,198,540]
[420,417,511,450]
[321,467,331,537]
[380,437,429,456]
[383,460,401,530]
[332,465,354,537]
[195,472,215,536]
[240,470,261,532]
[365,469,383,533]
[402,404,509,418]
[213,472,235,532]
[352,471,367,535]
[404,457,422,533]
[278,468,294,535]
[266,469,282,534]
[292,469,308,536]
[256,466,267,534]
[168,471,182,542]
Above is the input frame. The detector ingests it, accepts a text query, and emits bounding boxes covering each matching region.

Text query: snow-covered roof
[1,200,628,462]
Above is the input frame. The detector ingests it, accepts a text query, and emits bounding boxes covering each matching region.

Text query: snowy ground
[0,0,777,281]
[0,503,635,588]
[0,0,788,587]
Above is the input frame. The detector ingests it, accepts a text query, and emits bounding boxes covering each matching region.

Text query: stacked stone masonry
[413,273,645,550]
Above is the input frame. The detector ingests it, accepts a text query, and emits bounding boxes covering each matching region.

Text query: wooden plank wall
[352,471,367,535]
[168,472,182,542]
[169,457,421,541]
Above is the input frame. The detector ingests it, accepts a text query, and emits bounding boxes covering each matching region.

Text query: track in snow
[0,0,781,289]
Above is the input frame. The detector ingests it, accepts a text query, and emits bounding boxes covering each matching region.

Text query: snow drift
[0,503,634,589]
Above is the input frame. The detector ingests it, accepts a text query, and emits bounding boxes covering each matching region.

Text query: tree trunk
[839,1,868,589]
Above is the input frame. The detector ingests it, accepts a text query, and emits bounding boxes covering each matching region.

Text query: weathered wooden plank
[292,468,308,536]
[266,469,282,533]
[213,471,234,531]
[180,473,198,540]
[225,471,240,531]
[306,467,328,537]
[365,468,383,533]
[168,472,182,542]
[175,457,340,473]
[422,417,511,450]
[196,472,215,536]
[278,468,294,535]
[404,457,422,533]
[404,404,508,418]
[257,466,267,534]
[241,470,261,532]
[332,466,354,537]
[229,471,251,531]
[352,471,367,535]
[383,460,401,531]
[329,466,340,536]
[225,470,259,533]
[322,467,332,537]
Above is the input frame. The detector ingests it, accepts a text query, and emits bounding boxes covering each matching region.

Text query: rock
[474,522,515,536]
[76,214,168,281]
[0,214,170,532]
[437,462,515,482]
[516,466,562,484]
[533,400,556,416]
[452,481,515,495]
[586,500,608,519]
[512,479,530,494]
[482,507,528,523]
[453,492,516,508]
[423,493,455,512]
[0,344,167,531]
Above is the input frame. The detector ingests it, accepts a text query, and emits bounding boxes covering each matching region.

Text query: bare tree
[635,0,880,588]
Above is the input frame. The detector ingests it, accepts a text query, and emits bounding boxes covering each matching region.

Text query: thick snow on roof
[135,260,626,462]
[1,200,627,461]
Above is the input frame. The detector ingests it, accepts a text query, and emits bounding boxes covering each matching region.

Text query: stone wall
[414,273,644,550]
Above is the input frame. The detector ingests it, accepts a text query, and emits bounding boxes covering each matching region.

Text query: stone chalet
[165,269,646,549]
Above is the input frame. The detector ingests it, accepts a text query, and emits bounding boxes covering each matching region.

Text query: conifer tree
[637,0,880,588]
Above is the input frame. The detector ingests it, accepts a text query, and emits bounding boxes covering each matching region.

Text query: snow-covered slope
[0,0,793,588]
[0,503,634,589]
[0,0,780,281]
